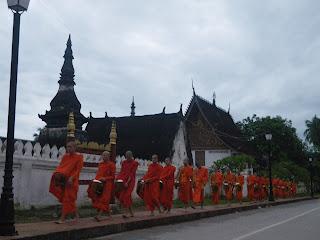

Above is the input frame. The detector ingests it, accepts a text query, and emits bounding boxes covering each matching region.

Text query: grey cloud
[0,0,319,140]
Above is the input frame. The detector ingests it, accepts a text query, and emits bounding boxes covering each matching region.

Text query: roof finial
[59,34,75,86]
[192,78,195,95]
[162,106,166,114]
[130,96,136,117]
[212,91,216,105]
[179,103,183,113]
[228,102,230,114]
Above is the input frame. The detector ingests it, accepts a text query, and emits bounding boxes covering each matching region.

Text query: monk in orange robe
[177,159,194,209]
[254,176,261,201]
[193,163,209,208]
[235,173,244,203]
[278,179,284,198]
[160,157,176,213]
[224,169,235,204]
[87,151,115,221]
[49,140,83,224]
[211,169,223,204]
[141,154,163,216]
[292,182,297,197]
[247,171,255,202]
[261,177,268,200]
[115,150,139,218]
[272,178,278,199]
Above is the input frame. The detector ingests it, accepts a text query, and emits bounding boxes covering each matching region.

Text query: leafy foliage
[305,115,320,152]
[237,115,307,166]
[212,154,256,173]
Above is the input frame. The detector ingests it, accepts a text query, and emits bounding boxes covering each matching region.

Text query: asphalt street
[93,199,320,240]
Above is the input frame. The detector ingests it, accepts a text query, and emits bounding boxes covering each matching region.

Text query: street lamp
[0,0,30,236]
[308,157,314,198]
[265,133,274,201]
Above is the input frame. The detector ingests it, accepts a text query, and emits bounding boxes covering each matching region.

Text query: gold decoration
[87,141,100,150]
[109,121,117,145]
[105,143,111,151]
[67,112,75,138]
[68,119,117,154]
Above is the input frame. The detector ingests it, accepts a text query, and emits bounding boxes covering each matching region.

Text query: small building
[185,91,247,168]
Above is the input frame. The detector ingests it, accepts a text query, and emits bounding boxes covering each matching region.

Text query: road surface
[93,199,320,240]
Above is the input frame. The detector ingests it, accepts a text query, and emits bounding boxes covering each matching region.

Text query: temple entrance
[195,150,205,166]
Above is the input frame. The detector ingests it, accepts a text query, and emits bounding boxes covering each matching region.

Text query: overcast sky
[0,0,319,140]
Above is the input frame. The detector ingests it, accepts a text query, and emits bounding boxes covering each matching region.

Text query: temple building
[37,35,248,166]
[38,35,87,147]
[185,90,248,167]
[85,105,191,166]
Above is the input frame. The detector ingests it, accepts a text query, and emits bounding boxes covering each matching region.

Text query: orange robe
[247,175,255,201]
[272,178,279,199]
[115,159,139,208]
[160,165,176,209]
[49,153,83,215]
[211,171,223,204]
[235,175,244,202]
[224,172,235,201]
[178,165,193,204]
[261,177,268,200]
[193,167,209,204]
[142,163,163,211]
[278,180,284,198]
[292,182,297,197]
[253,176,261,201]
[87,161,116,212]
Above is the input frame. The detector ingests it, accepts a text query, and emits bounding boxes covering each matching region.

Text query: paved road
[93,199,320,240]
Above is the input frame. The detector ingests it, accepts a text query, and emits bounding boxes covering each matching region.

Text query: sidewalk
[0,197,314,240]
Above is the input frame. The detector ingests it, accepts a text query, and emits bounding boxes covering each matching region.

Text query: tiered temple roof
[86,109,186,160]
[185,93,247,152]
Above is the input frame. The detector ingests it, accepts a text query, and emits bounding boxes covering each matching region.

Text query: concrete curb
[7,197,317,240]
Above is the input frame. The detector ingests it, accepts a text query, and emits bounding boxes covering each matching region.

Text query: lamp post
[308,157,314,198]
[0,0,30,236]
[265,133,274,201]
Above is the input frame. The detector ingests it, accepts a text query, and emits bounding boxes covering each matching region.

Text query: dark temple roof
[185,94,248,152]
[86,111,185,160]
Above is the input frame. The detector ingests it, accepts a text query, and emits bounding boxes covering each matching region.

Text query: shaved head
[66,141,76,154]
[102,151,110,161]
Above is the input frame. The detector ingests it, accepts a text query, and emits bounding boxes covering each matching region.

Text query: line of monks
[49,140,297,223]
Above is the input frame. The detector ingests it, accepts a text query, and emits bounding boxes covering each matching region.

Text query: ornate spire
[67,112,75,139]
[58,34,75,86]
[212,92,216,106]
[130,96,136,117]
[109,121,117,145]
[192,78,195,95]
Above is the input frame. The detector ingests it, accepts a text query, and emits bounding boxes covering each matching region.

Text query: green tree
[212,154,255,173]
[237,115,307,166]
[33,127,43,142]
[304,115,320,152]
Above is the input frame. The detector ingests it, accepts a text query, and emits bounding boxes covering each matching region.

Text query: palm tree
[304,115,320,151]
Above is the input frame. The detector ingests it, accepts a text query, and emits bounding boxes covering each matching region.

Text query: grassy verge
[14,193,315,223]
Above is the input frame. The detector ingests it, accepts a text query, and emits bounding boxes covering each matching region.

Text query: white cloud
[0,0,319,140]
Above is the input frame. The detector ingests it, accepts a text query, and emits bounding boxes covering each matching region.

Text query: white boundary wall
[0,139,156,209]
